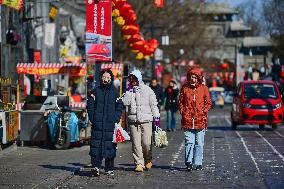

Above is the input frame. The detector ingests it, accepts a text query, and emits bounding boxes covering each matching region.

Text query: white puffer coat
[122,70,160,123]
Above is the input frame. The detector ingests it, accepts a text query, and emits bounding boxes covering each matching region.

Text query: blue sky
[213,0,261,8]
[213,0,247,7]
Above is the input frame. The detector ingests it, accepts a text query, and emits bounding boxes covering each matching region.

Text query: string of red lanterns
[112,0,159,60]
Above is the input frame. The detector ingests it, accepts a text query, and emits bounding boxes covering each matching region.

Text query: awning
[16,63,86,76]
[100,63,123,77]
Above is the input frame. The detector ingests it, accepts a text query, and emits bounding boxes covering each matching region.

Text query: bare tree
[113,0,217,65]
[262,0,284,58]
[262,0,284,35]
[236,0,262,36]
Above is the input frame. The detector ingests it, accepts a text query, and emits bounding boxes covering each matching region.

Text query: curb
[0,142,17,157]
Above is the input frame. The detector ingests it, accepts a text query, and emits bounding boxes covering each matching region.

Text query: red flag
[87,44,110,55]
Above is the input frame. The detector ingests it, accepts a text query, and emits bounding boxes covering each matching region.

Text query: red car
[231,80,283,130]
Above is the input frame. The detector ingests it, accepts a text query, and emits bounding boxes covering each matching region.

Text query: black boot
[195,165,202,170]
[186,164,193,172]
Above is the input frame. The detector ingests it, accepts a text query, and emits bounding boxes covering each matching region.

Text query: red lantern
[117,2,132,15]
[131,40,146,51]
[142,46,155,56]
[221,63,228,70]
[127,34,141,44]
[119,4,132,15]
[154,0,164,8]
[123,11,137,24]
[147,39,159,49]
[113,0,127,8]
[122,25,140,35]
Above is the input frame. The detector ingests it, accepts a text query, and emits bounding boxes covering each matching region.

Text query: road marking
[211,135,216,172]
[209,115,230,119]
[255,131,284,162]
[169,142,184,169]
[274,131,284,138]
[225,117,231,126]
[236,131,261,174]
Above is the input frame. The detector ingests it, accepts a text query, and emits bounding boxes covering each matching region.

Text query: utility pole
[150,24,155,79]
[146,24,165,79]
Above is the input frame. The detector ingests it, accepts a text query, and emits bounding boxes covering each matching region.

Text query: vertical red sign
[86,0,112,62]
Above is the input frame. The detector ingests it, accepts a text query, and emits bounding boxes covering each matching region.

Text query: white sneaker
[91,167,100,177]
[106,170,114,176]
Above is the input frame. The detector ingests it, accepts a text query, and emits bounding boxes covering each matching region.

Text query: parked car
[231,80,283,130]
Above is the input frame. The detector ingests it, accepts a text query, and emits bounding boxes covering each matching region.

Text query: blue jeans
[184,129,205,166]
[166,110,176,130]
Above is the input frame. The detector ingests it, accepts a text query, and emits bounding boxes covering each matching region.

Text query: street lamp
[162,34,169,46]
[179,49,184,55]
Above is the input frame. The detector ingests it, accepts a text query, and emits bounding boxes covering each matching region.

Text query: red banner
[86,0,112,62]
[1,0,24,11]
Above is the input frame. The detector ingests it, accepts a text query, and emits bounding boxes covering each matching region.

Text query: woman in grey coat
[121,70,160,172]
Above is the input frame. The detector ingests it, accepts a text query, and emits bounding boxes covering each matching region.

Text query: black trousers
[91,156,114,171]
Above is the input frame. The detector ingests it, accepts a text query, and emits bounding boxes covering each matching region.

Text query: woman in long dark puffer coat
[164,79,179,131]
[86,69,124,176]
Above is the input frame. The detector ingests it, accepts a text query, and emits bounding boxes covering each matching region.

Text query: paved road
[0,105,284,189]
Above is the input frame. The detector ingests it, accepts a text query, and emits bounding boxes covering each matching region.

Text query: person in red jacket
[178,68,212,171]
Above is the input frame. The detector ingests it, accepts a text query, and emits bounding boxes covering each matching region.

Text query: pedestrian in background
[149,78,164,161]
[121,70,160,172]
[252,68,260,81]
[86,69,124,176]
[149,78,164,110]
[178,68,212,171]
[164,79,179,132]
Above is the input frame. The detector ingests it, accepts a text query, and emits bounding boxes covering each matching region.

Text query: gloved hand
[154,117,161,128]
[127,83,134,93]
[133,86,140,93]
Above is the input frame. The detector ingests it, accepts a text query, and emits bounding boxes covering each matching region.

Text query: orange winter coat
[178,68,212,130]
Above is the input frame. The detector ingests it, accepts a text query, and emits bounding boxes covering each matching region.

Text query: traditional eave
[230,20,251,31]
[243,37,273,47]
[199,3,238,15]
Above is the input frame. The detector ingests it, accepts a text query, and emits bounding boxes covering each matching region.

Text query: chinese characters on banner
[85,0,112,62]
[0,0,24,11]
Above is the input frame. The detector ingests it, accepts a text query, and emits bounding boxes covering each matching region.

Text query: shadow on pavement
[118,164,186,172]
[39,164,80,172]
[208,126,275,131]
[152,164,186,172]
[39,164,94,177]
[68,163,89,167]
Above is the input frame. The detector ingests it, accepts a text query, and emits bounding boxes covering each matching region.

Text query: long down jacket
[178,68,212,130]
[87,71,124,159]
[164,86,179,112]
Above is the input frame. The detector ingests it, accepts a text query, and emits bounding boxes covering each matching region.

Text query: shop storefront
[0,77,19,147]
